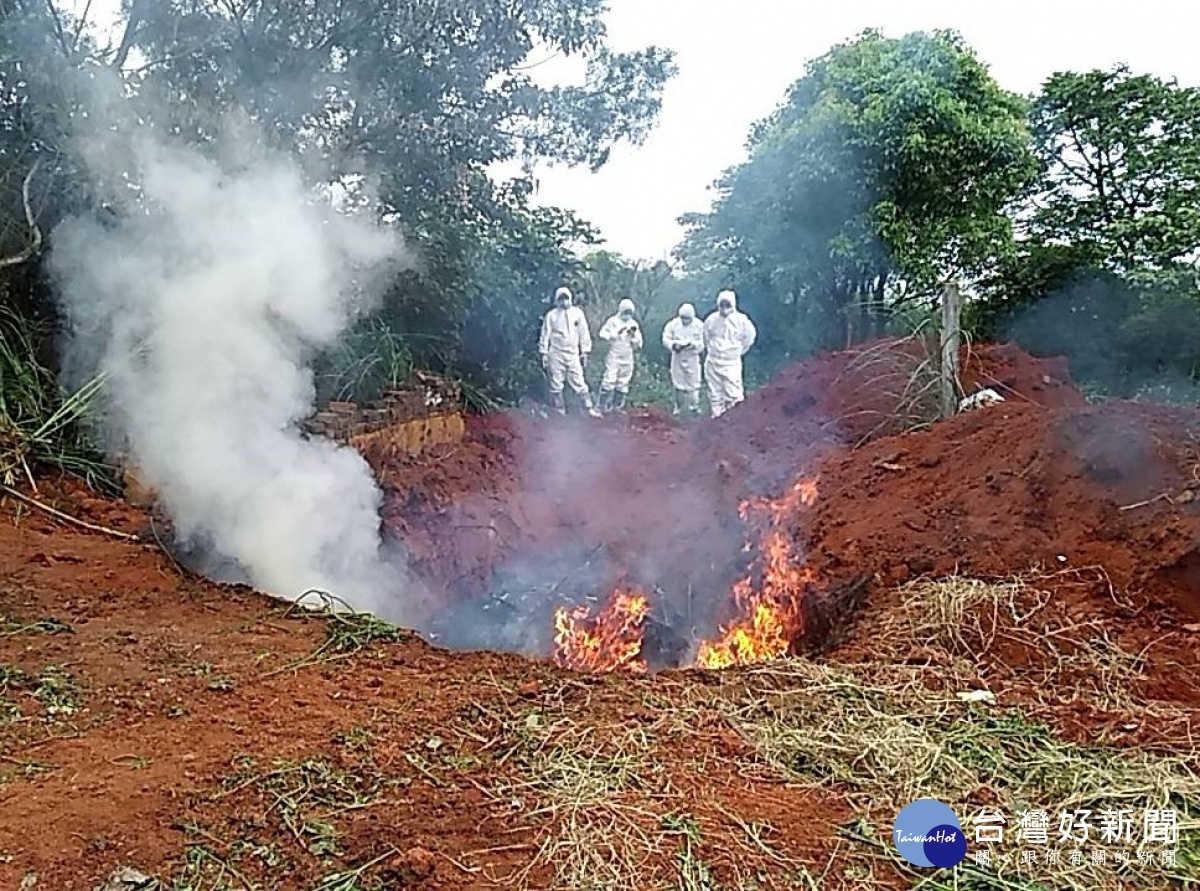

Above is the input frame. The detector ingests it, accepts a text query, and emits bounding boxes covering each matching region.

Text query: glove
[580,353,589,368]
[671,343,685,353]
[540,354,548,369]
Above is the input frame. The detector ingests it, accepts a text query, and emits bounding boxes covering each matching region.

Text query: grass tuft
[868,572,1161,720]
[687,653,1199,889]
[509,725,663,890]
[219,755,390,858]
[834,327,946,446]
[0,305,112,491]
[264,591,406,678]
[0,663,82,723]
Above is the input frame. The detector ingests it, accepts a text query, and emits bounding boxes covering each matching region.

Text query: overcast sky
[73,0,1200,263]
[526,0,1200,262]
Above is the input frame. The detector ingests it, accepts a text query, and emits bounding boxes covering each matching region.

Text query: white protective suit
[702,290,757,418]
[661,303,705,414]
[539,289,599,416]
[598,298,643,407]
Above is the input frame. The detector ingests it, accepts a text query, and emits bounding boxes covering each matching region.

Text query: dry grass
[110,572,1200,891]
[678,658,1200,890]
[260,590,408,678]
[866,571,1181,728]
[463,572,1200,889]
[462,684,801,891]
[833,330,948,446]
[157,749,401,891]
[217,755,391,857]
[488,719,674,891]
[657,571,1200,889]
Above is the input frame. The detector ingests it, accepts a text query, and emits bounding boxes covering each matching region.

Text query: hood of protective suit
[678,303,696,321]
[618,298,636,315]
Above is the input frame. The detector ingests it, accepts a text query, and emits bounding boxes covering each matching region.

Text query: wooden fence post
[940,281,962,419]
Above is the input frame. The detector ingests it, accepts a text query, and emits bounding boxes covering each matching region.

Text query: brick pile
[304,373,463,443]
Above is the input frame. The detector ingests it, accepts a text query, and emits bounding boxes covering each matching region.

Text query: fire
[695,600,790,670]
[794,477,819,507]
[697,474,820,670]
[745,476,819,524]
[544,473,821,675]
[553,587,650,674]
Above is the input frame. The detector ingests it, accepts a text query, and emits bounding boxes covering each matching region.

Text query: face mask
[681,316,693,325]
[620,311,632,321]
[718,303,733,317]
[557,298,571,309]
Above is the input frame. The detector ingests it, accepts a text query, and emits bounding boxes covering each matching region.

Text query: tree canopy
[0,0,676,398]
[679,29,1036,356]
[7,7,1200,412]
[976,67,1200,397]
[1027,67,1200,280]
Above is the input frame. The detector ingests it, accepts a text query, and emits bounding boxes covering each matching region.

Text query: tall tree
[1028,66,1200,279]
[124,0,675,198]
[679,29,1036,356]
[1,0,677,399]
[976,67,1200,399]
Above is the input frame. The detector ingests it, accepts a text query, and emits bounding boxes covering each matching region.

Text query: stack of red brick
[304,374,462,443]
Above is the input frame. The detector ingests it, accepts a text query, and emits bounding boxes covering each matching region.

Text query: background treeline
[4,10,1200,484]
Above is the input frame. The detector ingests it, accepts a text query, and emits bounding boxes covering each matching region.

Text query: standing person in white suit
[661,303,705,415]
[538,286,602,418]
[597,298,643,412]
[702,289,757,418]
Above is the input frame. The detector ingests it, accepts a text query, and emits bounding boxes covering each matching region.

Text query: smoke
[47,69,415,620]
[419,411,745,668]
[1001,271,1200,403]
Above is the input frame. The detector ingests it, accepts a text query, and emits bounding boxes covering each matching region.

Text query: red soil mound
[804,400,1200,621]
[366,339,1188,667]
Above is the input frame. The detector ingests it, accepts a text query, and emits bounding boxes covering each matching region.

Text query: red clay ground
[2,338,1200,888]
[0,506,854,890]
[366,339,1200,659]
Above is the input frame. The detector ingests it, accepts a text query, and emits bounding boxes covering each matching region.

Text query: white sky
[527,0,1200,262]
[73,0,1200,262]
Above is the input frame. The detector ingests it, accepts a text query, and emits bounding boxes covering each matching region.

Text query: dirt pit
[362,339,1200,672]
[6,337,1200,890]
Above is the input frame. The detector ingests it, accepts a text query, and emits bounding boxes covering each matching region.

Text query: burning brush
[553,587,651,673]
[552,475,822,673]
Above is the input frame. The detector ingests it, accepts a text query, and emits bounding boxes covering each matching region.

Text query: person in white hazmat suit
[539,286,602,418]
[597,298,643,412]
[661,302,705,415]
[702,289,757,418]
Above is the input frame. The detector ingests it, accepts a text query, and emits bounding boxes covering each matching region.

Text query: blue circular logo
[893,799,967,868]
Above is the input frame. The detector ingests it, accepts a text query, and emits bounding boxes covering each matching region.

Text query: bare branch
[0,161,45,269]
[72,0,95,52]
[42,0,73,56]
[111,0,146,71]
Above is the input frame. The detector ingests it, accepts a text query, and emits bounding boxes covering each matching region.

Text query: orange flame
[697,475,820,670]
[553,587,650,674]
[544,473,821,675]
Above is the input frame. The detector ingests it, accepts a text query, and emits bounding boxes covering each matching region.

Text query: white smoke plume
[48,76,414,620]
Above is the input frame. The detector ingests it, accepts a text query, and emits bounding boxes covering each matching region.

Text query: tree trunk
[858,281,871,342]
[939,282,962,418]
[872,274,887,338]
